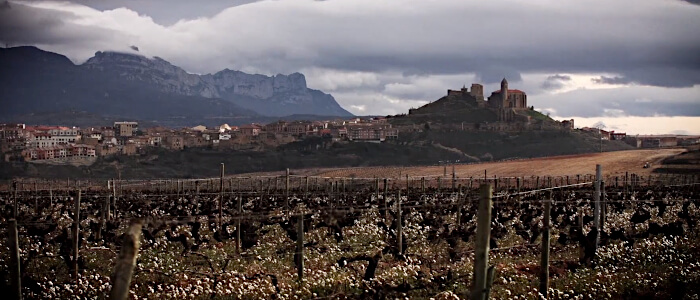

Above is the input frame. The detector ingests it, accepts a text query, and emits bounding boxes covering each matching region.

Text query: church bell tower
[501,77,509,107]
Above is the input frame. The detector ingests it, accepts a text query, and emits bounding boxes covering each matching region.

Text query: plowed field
[301,149,688,179]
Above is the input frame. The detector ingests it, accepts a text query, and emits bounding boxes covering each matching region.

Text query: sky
[1,0,700,134]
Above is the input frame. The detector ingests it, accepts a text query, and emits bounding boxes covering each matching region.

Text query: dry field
[296,149,689,179]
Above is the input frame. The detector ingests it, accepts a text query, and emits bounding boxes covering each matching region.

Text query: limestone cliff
[84,51,353,117]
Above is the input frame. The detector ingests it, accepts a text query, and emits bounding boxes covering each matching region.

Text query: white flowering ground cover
[0,185,698,299]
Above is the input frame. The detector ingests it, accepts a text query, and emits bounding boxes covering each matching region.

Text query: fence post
[405,174,409,202]
[296,212,304,282]
[539,194,552,299]
[12,180,18,219]
[375,178,380,201]
[471,184,493,300]
[624,172,629,199]
[234,179,241,255]
[383,179,389,222]
[593,165,602,254]
[457,185,463,226]
[73,189,81,279]
[397,188,403,255]
[286,168,290,213]
[112,179,118,218]
[452,166,456,192]
[9,219,22,300]
[219,164,225,233]
[109,220,143,300]
[97,193,106,240]
[601,180,607,232]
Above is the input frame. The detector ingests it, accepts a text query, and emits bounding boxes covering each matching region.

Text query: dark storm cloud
[0,1,123,47]
[4,0,700,121]
[592,76,632,85]
[0,1,70,44]
[70,0,260,25]
[535,86,700,118]
[6,0,700,90]
[593,67,700,88]
[476,68,522,84]
[541,74,571,90]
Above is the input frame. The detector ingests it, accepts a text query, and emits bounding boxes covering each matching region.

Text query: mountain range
[0,46,352,125]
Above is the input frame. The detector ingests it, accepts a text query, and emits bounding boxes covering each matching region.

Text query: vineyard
[1,167,699,299]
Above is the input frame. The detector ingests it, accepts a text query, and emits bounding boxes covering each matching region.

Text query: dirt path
[308,149,686,179]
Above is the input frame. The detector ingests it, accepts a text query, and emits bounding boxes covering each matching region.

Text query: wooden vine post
[624,171,629,199]
[73,189,81,279]
[112,179,118,218]
[375,178,380,200]
[9,219,22,300]
[109,221,143,300]
[383,178,389,222]
[237,178,242,255]
[593,165,602,253]
[397,188,403,255]
[219,163,225,234]
[540,191,552,299]
[457,185,463,226]
[12,180,18,219]
[471,184,494,300]
[296,212,304,282]
[285,168,290,213]
[452,165,456,192]
[405,174,409,203]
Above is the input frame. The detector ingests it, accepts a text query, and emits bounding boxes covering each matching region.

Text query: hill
[383,82,632,162]
[0,46,258,125]
[0,138,467,179]
[0,46,352,126]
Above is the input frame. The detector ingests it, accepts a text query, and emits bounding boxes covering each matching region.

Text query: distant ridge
[0,46,352,125]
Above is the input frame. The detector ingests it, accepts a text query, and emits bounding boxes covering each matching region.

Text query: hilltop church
[444,77,528,122]
[487,78,527,110]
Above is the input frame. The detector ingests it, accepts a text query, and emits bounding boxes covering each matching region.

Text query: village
[2,79,698,164]
[1,116,697,164]
[0,118,400,163]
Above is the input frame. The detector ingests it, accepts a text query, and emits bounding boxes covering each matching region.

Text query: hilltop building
[447,83,485,101]
[488,78,527,109]
[114,121,138,137]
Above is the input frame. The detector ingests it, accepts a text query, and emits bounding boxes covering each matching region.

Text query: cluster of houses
[580,127,700,148]
[0,117,399,163]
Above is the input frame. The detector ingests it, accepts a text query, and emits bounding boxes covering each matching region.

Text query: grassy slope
[0,130,633,180]
[400,129,633,160]
[0,139,466,180]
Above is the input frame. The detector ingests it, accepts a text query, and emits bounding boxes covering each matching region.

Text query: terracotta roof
[491,89,525,94]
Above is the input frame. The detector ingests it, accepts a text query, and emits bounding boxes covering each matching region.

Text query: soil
[301,149,690,179]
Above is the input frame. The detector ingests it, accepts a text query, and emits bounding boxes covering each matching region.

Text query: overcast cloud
[1,0,699,134]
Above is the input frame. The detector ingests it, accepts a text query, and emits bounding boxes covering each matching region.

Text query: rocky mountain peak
[77,50,352,117]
